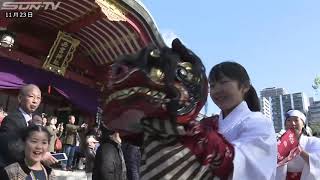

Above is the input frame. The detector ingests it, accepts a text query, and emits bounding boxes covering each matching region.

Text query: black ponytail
[302,125,312,136]
[245,85,260,112]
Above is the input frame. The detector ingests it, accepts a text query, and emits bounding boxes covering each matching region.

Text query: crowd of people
[0,61,319,180]
[0,84,140,180]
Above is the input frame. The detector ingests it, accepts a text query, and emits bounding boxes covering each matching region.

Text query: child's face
[25,131,49,164]
[210,76,249,116]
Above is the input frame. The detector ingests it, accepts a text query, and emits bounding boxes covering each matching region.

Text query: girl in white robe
[208,61,277,180]
[137,61,277,180]
[276,110,320,180]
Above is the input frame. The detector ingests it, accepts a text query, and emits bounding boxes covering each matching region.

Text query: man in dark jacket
[92,126,127,180]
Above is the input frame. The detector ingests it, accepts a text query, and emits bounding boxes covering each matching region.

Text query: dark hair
[209,61,260,112]
[21,125,51,142]
[47,115,57,121]
[41,113,47,118]
[98,125,116,143]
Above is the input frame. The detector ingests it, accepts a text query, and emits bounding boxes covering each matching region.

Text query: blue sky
[142,0,320,114]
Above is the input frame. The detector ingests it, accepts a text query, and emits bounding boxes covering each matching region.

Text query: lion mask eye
[177,62,196,82]
[150,49,161,58]
[178,62,192,71]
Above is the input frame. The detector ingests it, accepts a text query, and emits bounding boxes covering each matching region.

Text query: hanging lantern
[48,85,52,94]
[0,30,15,48]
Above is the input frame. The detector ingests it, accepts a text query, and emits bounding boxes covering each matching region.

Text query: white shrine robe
[218,101,277,180]
[276,135,320,180]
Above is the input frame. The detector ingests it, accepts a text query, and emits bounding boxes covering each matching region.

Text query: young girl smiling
[0,125,56,180]
[207,61,277,179]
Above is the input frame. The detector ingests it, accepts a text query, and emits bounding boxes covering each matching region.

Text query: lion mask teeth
[105,87,167,105]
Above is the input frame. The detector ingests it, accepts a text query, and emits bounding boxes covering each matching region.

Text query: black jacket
[92,139,127,180]
[0,109,27,168]
[0,109,28,132]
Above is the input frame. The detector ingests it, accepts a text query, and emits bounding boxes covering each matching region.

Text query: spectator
[30,114,43,126]
[0,84,57,168]
[41,113,48,127]
[46,116,63,153]
[92,125,127,180]
[85,135,99,179]
[62,115,87,171]
[0,125,56,180]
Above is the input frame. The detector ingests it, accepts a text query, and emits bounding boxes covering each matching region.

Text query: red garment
[181,116,235,179]
[286,172,302,180]
[277,129,300,166]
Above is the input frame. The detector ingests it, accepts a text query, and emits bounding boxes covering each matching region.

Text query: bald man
[1,84,41,132]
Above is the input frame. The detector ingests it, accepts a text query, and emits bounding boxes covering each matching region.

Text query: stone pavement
[53,169,90,180]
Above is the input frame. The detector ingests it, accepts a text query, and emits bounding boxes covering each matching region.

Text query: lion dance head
[101,39,208,136]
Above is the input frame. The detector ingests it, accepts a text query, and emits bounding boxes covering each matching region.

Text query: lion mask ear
[171,38,202,65]
[171,38,184,54]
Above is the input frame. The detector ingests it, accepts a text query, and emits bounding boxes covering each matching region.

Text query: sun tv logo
[1,1,61,18]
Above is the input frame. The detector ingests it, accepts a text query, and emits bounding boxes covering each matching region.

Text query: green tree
[310,122,320,136]
[310,76,320,137]
[312,75,320,90]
